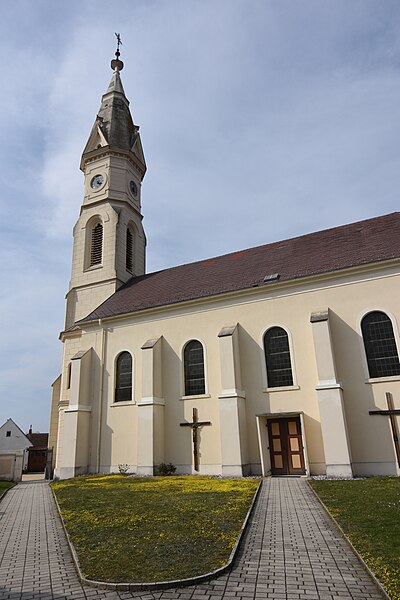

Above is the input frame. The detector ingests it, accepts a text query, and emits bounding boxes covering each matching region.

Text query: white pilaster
[218,325,248,476]
[56,349,93,479]
[137,337,164,475]
[310,310,353,478]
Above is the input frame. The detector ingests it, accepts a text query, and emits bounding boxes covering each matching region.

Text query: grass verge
[52,475,259,583]
[310,478,400,600]
[0,481,15,495]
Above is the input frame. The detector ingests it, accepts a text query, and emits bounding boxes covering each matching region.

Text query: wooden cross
[369,392,400,468]
[180,407,211,472]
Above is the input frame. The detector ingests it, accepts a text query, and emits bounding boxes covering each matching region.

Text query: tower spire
[111,32,124,72]
[81,33,146,171]
[66,45,147,328]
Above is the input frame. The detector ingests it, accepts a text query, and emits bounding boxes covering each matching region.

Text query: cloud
[2,0,400,430]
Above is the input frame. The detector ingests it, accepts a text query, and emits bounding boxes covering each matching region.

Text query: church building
[49,50,400,480]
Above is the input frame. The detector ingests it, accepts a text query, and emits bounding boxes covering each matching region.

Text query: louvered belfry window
[264,327,294,387]
[184,340,206,395]
[362,311,400,378]
[115,352,132,402]
[90,223,103,266]
[126,228,133,272]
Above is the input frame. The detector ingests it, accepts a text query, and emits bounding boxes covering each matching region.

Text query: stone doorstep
[51,480,263,592]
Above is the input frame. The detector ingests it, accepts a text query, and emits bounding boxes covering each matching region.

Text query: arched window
[115,352,132,402]
[184,340,205,396]
[361,311,400,378]
[264,327,293,388]
[90,222,103,266]
[126,228,133,272]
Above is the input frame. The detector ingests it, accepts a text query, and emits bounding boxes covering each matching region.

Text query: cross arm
[369,410,400,416]
[180,421,211,427]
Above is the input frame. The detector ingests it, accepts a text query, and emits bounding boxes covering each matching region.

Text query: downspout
[96,319,106,473]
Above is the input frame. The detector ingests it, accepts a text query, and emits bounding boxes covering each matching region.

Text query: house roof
[79,212,400,324]
[0,418,30,439]
[26,433,48,449]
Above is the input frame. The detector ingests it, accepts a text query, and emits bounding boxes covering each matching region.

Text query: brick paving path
[0,478,385,600]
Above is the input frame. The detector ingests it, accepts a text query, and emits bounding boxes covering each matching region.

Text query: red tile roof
[79,212,400,323]
[26,433,48,449]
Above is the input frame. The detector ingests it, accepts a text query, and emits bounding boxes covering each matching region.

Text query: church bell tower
[65,44,146,328]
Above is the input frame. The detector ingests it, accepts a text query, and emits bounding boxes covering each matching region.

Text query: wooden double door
[267,416,306,476]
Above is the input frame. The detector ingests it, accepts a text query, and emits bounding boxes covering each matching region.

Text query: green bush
[157,462,177,476]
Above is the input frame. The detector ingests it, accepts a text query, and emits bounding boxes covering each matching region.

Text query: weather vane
[111,33,124,72]
[115,33,122,59]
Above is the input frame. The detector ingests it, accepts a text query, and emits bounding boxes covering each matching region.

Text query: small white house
[0,418,31,471]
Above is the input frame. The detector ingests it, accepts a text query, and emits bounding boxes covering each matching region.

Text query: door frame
[256,411,310,477]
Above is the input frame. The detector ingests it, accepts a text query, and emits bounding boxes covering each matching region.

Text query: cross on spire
[115,32,122,59]
[111,33,124,72]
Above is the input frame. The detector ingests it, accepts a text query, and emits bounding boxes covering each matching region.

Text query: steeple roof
[81,57,146,173]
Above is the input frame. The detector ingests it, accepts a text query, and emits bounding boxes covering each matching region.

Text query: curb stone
[306,479,391,600]
[51,478,262,591]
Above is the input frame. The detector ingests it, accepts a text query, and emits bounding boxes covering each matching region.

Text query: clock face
[90,174,104,189]
[129,180,138,197]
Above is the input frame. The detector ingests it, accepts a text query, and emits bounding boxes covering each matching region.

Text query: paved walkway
[0,479,385,600]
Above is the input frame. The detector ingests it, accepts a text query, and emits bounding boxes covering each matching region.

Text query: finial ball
[111,58,124,72]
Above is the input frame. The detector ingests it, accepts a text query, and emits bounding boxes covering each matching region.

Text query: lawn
[0,481,15,495]
[310,478,400,600]
[52,475,259,583]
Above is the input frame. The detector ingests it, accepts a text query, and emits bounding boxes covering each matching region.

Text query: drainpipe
[96,319,106,473]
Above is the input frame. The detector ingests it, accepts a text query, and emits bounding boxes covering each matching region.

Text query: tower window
[115,352,133,402]
[6,431,11,437]
[126,228,133,272]
[184,340,206,396]
[264,327,294,388]
[66,363,72,389]
[362,311,400,378]
[90,223,103,266]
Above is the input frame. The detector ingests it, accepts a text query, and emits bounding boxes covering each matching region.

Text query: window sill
[110,400,135,407]
[180,394,211,401]
[84,264,103,273]
[365,376,400,384]
[263,385,300,393]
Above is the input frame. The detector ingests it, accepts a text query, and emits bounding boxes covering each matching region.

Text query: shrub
[157,462,176,476]
[118,464,130,475]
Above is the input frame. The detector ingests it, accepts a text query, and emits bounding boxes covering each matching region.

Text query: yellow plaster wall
[57,264,400,477]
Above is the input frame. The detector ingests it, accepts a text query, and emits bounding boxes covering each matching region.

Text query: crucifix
[180,407,211,472]
[369,392,400,468]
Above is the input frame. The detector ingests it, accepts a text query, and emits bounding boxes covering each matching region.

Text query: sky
[1,0,400,432]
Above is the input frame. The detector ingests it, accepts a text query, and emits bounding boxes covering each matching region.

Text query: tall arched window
[361,311,400,378]
[90,222,103,266]
[264,327,293,388]
[184,340,205,396]
[126,228,133,272]
[115,352,133,402]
